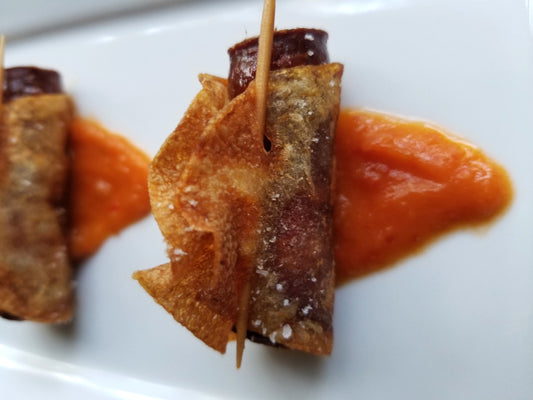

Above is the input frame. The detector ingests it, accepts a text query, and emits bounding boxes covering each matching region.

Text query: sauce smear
[334,110,512,283]
[68,118,151,259]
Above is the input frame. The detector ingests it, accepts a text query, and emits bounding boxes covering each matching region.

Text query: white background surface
[1,0,533,399]
[0,0,179,39]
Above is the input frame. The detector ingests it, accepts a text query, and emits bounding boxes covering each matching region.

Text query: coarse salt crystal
[173,248,187,256]
[276,283,283,291]
[282,324,292,339]
[302,305,313,315]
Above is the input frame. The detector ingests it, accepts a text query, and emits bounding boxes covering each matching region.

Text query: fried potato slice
[133,263,233,353]
[149,74,229,244]
[134,75,236,351]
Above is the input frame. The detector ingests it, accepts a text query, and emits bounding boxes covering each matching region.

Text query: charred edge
[3,67,62,103]
[0,310,24,321]
[246,330,287,349]
[227,28,329,98]
[231,325,286,349]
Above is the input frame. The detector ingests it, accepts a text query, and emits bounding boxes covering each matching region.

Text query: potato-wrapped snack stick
[135,55,342,356]
[178,63,342,354]
[0,67,74,322]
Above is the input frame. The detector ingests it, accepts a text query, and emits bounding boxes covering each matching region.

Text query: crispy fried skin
[135,64,342,355]
[133,75,235,352]
[245,64,342,353]
[134,263,233,353]
[0,94,74,322]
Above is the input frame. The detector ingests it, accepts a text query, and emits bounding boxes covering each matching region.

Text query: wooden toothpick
[255,0,276,137]
[235,0,276,369]
[0,35,5,108]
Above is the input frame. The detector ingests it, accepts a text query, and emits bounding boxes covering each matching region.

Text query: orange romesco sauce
[334,110,513,283]
[68,118,151,259]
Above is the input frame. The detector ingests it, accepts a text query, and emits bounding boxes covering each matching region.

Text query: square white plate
[2,0,533,399]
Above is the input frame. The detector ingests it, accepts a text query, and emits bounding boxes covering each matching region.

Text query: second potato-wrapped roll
[0,67,74,322]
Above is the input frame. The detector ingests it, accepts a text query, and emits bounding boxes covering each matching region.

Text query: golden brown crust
[246,63,342,354]
[0,94,74,323]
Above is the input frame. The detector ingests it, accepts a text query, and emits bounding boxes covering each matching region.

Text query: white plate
[2,0,533,399]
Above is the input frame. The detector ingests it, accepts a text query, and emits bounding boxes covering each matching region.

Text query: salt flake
[282,324,292,339]
[173,248,187,256]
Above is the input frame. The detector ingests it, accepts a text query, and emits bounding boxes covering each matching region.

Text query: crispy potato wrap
[0,94,74,322]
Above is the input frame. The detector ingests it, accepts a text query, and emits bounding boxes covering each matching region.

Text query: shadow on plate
[261,345,327,378]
